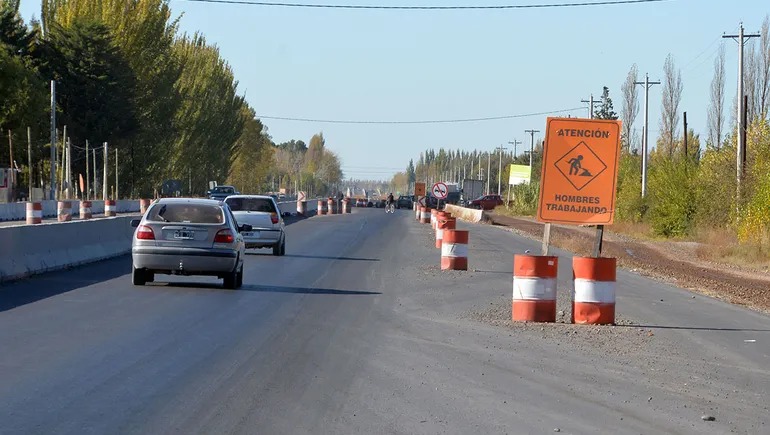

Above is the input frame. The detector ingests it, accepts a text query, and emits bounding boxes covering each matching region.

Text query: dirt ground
[487,213,770,315]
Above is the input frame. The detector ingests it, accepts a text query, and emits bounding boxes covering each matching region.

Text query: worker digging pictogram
[554,141,607,191]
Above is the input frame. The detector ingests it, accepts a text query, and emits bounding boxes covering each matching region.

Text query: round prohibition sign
[432,182,449,199]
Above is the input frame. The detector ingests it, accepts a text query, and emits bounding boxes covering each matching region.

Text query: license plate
[174,230,194,240]
[242,231,260,238]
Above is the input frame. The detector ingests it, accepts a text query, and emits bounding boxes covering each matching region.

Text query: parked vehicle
[224,195,286,256]
[467,194,504,210]
[130,198,248,289]
[396,195,413,209]
[207,185,239,200]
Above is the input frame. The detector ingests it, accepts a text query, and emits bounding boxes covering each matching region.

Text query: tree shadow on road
[154,281,381,295]
[0,255,131,313]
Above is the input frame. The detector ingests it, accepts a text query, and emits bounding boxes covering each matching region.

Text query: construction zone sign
[537,117,621,225]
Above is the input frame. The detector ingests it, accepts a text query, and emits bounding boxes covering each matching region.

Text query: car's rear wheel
[223,267,239,289]
[280,238,286,256]
[236,267,243,288]
[132,267,146,286]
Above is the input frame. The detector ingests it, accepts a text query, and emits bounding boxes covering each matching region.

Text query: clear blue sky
[18,0,770,180]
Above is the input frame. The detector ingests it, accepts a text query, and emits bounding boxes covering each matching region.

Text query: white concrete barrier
[0,200,141,221]
[443,204,490,224]
[0,216,136,282]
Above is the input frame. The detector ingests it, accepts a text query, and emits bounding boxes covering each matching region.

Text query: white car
[224,195,286,256]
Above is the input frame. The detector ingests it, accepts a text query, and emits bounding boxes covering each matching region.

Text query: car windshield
[146,203,225,224]
[212,186,235,194]
[225,197,276,213]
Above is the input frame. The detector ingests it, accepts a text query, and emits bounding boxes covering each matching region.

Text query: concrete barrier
[0,199,141,221]
[443,204,490,224]
[0,216,137,282]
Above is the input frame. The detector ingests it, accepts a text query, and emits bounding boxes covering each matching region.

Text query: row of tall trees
[0,0,342,198]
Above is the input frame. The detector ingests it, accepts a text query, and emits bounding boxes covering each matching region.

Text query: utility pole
[103,142,108,200]
[508,139,522,159]
[50,80,56,200]
[486,152,491,194]
[60,125,66,198]
[27,127,32,200]
[581,94,600,119]
[85,140,89,200]
[724,23,760,204]
[115,148,119,200]
[93,148,97,199]
[525,130,540,168]
[66,137,72,200]
[683,112,688,159]
[496,144,507,195]
[634,73,660,198]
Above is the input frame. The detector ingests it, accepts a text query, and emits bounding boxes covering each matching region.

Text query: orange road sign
[537,117,621,225]
[414,182,426,196]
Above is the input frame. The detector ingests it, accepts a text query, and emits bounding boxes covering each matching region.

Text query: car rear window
[225,197,277,213]
[213,186,235,194]
[146,203,225,224]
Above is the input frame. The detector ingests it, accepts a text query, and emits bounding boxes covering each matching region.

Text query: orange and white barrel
[415,202,421,221]
[420,206,431,224]
[297,200,307,216]
[26,202,42,224]
[572,257,616,325]
[441,229,468,270]
[342,198,350,214]
[79,200,92,220]
[140,199,151,215]
[436,216,456,249]
[327,198,336,215]
[57,201,72,222]
[430,209,439,229]
[104,199,116,217]
[512,255,558,322]
[318,199,327,215]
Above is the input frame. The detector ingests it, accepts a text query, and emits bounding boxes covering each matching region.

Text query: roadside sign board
[414,182,426,196]
[537,117,621,225]
[297,191,306,201]
[417,196,426,207]
[431,182,448,199]
[508,164,531,186]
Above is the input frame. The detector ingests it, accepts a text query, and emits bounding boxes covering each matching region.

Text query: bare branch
[707,44,726,150]
[659,54,683,157]
[621,64,639,152]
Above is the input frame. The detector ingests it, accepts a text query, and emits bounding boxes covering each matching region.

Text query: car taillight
[270,213,279,224]
[136,225,155,240]
[214,229,234,243]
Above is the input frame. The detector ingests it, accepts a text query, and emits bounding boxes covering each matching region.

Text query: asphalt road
[0,208,768,435]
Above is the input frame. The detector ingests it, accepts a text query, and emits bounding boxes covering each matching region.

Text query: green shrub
[614,154,646,223]
[647,156,697,237]
[507,182,539,216]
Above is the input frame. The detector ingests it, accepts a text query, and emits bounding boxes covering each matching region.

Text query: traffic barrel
[572,257,616,325]
[79,200,92,220]
[436,216,456,249]
[26,202,42,224]
[318,199,327,215]
[420,206,431,224]
[297,200,307,216]
[430,209,439,230]
[415,203,421,221]
[57,201,72,222]
[512,255,558,323]
[140,199,151,215]
[342,198,350,214]
[104,199,116,217]
[327,198,336,215]
[441,229,468,270]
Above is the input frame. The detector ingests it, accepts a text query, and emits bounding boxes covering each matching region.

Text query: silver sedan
[130,198,249,289]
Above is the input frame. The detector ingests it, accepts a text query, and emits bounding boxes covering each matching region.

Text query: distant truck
[461,179,484,206]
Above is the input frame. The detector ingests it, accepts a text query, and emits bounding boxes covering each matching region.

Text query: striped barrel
[327,198,336,215]
[57,201,72,222]
[436,216,456,249]
[140,199,151,215]
[318,199,327,215]
[415,202,421,221]
[342,199,350,214]
[512,255,558,322]
[430,209,439,230]
[26,202,42,225]
[420,206,431,224]
[441,229,468,270]
[572,257,616,325]
[79,200,92,220]
[297,200,307,216]
[104,200,116,217]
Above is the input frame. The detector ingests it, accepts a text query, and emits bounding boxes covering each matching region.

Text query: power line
[257,107,585,124]
[180,0,669,9]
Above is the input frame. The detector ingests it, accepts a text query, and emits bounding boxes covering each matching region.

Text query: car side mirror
[239,224,252,232]
[130,219,141,228]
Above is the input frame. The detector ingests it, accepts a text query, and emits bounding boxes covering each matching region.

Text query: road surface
[0,208,768,434]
